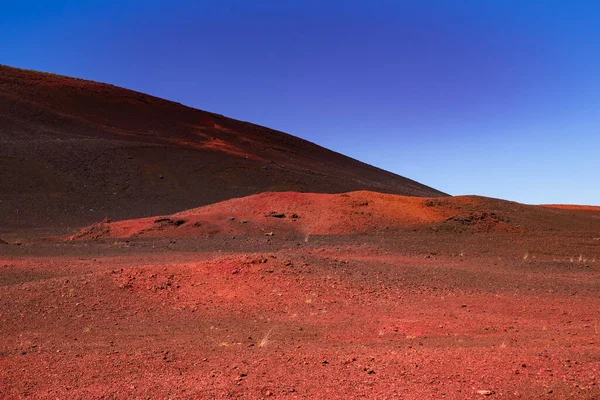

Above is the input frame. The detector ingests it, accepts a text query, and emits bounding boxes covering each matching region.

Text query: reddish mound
[71,191,441,239]
[0,65,445,231]
[71,191,600,240]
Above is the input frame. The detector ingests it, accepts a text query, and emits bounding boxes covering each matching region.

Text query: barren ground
[2,224,599,399]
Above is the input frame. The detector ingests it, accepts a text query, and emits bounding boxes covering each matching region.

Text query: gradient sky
[2,1,599,204]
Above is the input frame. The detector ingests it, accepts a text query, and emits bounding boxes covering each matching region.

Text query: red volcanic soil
[0,65,445,232]
[2,192,600,398]
[71,191,600,240]
[2,227,600,399]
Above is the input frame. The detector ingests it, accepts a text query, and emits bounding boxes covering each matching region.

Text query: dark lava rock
[154,218,186,227]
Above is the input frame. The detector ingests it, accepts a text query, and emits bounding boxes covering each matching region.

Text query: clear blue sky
[2,1,599,204]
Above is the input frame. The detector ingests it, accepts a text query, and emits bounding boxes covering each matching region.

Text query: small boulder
[154,218,185,227]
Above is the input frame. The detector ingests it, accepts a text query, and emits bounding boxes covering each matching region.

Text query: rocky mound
[70,191,600,240]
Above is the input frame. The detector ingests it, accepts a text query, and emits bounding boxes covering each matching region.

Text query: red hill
[0,65,445,231]
[70,191,600,240]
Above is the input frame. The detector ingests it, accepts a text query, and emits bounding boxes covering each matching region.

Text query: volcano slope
[2,192,600,399]
[0,65,444,234]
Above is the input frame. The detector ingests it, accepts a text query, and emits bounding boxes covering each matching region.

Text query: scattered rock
[477,390,493,396]
[0,238,8,245]
[445,212,509,230]
[268,212,286,218]
[265,232,275,236]
[153,218,185,228]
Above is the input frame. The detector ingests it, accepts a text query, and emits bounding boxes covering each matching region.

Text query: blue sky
[2,1,599,204]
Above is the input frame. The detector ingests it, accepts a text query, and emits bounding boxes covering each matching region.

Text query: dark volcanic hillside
[0,65,445,230]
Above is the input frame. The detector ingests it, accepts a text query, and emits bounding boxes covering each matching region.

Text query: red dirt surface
[2,227,600,399]
[0,65,445,232]
[2,192,600,398]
